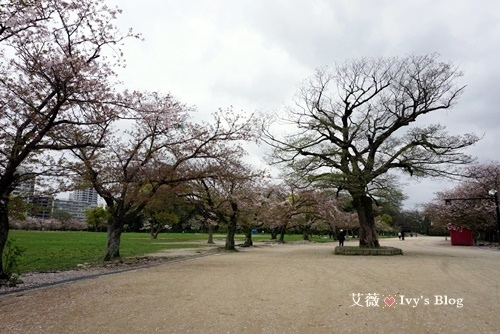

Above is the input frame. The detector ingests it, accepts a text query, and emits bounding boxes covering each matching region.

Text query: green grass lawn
[5,230,333,273]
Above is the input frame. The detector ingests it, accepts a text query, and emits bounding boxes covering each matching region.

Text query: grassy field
[5,231,333,273]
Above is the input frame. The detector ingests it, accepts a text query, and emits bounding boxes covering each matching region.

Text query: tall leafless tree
[263,54,480,247]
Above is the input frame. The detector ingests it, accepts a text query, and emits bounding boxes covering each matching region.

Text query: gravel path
[0,236,499,333]
[0,243,222,296]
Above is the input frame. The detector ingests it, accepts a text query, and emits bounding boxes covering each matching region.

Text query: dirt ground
[1,236,499,334]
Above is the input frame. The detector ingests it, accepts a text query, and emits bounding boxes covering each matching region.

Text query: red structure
[447,224,473,246]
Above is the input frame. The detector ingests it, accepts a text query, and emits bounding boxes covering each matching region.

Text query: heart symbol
[384,297,396,307]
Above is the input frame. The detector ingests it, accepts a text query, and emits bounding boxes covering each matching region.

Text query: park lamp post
[488,190,500,241]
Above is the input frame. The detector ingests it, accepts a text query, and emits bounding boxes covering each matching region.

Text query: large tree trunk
[302,226,310,241]
[279,224,287,243]
[150,221,156,239]
[353,194,380,248]
[207,224,215,244]
[225,202,238,250]
[0,198,10,279]
[151,220,162,239]
[225,222,236,250]
[104,218,123,261]
[243,227,253,247]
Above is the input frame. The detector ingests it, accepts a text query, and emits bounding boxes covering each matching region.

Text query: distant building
[29,196,54,219]
[70,188,98,206]
[14,185,99,222]
[53,198,96,221]
[52,188,99,221]
[12,167,35,197]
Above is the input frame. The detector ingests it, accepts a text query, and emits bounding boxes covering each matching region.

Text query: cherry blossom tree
[231,178,269,247]
[263,54,480,247]
[289,190,325,241]
[0,0,51,42]
[68,92,258,260]
[308,190,357,238]
[0,0,137,277]
[423,163,500,242]
[265,182,317,243]
[188,156,266,250]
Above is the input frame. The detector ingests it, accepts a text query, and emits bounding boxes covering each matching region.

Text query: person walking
[337,229,346,246]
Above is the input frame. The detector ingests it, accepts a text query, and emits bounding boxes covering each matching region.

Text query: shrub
[0,238,25,286]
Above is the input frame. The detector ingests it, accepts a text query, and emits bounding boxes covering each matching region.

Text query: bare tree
[263,54,479,247]
[0,0,136,278]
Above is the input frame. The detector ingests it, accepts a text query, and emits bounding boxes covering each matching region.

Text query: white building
[12,167,35,197]
[69,188,99,205]
[53,198,96,221]
[52,188,99,221]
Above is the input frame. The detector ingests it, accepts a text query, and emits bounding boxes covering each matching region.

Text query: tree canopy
[0,0,137,278]
[423,163,500,242]
[263,54,480,247]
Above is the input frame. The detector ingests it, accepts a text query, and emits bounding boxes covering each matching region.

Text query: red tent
[447,224,473,246]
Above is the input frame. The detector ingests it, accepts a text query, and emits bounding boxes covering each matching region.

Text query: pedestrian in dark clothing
[337,229,346,246]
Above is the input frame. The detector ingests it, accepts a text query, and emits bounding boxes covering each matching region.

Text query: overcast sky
[108,0,500,209]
